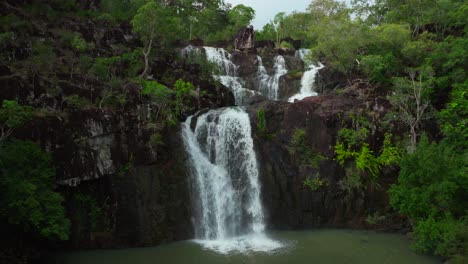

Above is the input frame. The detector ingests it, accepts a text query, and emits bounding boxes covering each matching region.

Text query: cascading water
[289,49,324,102]
[257,55,288,100]
[182,107,282,253]
[203,47,258,105]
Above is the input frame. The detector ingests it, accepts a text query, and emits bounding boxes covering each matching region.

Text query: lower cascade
[182,107,282,253]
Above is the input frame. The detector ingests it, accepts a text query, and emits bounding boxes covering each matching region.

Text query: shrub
[257,109,266,134]
[64,94,91,109]
[281,41,293,49]
[149,133,164,147]
[289,128,324,168]
[0,139,70,241]
[390,135,467,258]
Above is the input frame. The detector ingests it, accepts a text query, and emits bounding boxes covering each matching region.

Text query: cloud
[225,0,311,29]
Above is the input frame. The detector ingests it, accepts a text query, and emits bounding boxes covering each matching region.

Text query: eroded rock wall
[248,94,402,230]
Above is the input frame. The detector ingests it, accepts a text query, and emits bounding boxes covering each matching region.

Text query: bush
[149,133,164,147]
[289,128,324,168]
[64,94,91,109]
[281,41,293,49]
[390,135,467,258]
[0,139,70,241]
[257,109,266,134]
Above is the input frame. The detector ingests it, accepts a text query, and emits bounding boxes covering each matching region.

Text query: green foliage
[0,32,14,47]
[228,4,255,30]
[0,100,34,142]
[91,56,120,80]
[256,23,276,41]
[286,70,303,79]
[118,155,134,178]
[64,94,91,109]
[335,120,401,184]
[173,79,194,118]
[142,80,173,122]
[100,0,144,20]
[289,128,324,168]
[91,51,143,80]
[390,135,467,257]
[355,144,381,179]
[74,193,102,231]
[413,217,467,258]
[366,212,387,225]
[70,35,92,52]
[149,133,164,147]
[143,80,171,101]
[280,41,293,49]
[257,109,266,134]
[26,41,56,76]
[131,0,180,45]
[180,50,222,78]
[0,139,70,240]
[303,177,328,191]
[100,89,127,109]
[438,82,468,151]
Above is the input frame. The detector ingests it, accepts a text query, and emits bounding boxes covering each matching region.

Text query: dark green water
[57,230,440,264]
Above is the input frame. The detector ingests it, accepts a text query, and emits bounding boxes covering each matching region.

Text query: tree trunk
[409,126,417,153]
[140,38,153,78]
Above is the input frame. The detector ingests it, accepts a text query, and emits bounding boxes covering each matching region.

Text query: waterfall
[257,55,288,100]
[289,49,323,102]
[182,107,281,253]
[203,47,258,105]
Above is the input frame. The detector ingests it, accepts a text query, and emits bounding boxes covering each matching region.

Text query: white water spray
[182,108,282,254]
[257,55,288,100]
[204,47,258,105]
[289,49,323,102]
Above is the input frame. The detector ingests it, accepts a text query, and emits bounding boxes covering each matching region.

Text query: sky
[224,0,350,30]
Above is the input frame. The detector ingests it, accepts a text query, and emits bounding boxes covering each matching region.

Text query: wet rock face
[61,126,193,249]
[14,104,195,249]
[247,95,399,230]
[6,58,234,250]
[233,27,255,50]
[229,51,304,101]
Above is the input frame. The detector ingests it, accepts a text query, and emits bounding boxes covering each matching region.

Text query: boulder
[233,27,255,50]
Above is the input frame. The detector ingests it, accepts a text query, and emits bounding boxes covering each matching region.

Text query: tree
[438,81,468,151]
[0,100,33,143]
[388,68,433,152]
[273,12,285,48]
[0,139,70,241]
[131,0,180,78]
[390,135,467,257]
[228,4,255,30]
[282,12,313,43]
[307,0,348,20]
[308,15,368,81]
[142,80,172,121]
[256,22,276,41]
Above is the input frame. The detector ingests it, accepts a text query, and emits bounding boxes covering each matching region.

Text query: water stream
[257,55,288,100]
[56,47,440,262]
[182,107,281,254]
[289,49,324,102]
[203,47,258,105]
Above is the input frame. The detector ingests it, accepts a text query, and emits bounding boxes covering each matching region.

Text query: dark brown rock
[247,94,402,230]
[234,27,255,50]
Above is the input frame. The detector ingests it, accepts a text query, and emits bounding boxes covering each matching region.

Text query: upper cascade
[289,49,323,102]
[257,55,288,100]
[203,47,258,105]
[180,46,323,104]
